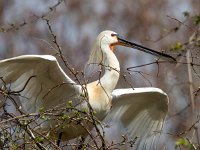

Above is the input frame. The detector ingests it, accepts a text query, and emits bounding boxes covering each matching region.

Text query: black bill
[117,36,176,62]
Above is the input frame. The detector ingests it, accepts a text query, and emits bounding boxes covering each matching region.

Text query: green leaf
[67,101,73,107]
[183,11,189,17]
[194,15,200,25]
[176,138,188,146]
[82,107,88,113]
[170,42,185,51]
[175,138,196,150]
[35,136,44,142]
[41,115,46,119]
[39,107,45,112]
[60,114,69,120]
[92,110,97,114]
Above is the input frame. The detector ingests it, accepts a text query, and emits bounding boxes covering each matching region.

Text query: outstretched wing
[105,87,168,149]
[0,55,81,113]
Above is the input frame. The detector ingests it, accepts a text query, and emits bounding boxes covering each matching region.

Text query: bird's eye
[111,33,117,37]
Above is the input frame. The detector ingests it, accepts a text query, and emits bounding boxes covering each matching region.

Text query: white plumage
[0,30,174,149]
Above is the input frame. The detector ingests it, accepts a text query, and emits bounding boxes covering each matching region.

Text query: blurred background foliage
[0,0,200,149]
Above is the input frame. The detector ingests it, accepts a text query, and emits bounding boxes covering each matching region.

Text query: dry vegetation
[0,0,200,149]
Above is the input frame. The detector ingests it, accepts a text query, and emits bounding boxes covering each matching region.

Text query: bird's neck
[87,45,120,116]
[89,43,120,93]
[100,48,120,93]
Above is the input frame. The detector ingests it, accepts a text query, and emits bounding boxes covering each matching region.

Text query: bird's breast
[87,83,112,120]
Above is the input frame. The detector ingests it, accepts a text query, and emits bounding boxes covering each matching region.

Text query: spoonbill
[0,30,175,148]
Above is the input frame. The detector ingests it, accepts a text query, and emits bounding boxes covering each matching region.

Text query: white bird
[0,30,175,149]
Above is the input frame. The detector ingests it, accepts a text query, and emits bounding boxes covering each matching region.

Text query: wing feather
[106,87,168,149]
[0,55,81,113]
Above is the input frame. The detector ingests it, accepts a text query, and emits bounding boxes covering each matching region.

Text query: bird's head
[95,30,119,52]
[88,30,176,68]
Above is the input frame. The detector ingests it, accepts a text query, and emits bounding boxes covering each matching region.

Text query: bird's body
[0,30,175,149]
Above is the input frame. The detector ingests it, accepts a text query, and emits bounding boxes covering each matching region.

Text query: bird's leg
[57,132,63,147]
